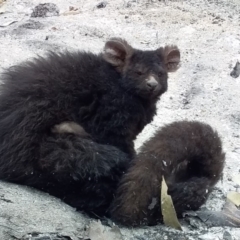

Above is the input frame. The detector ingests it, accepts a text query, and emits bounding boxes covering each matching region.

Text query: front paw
[92,147,130,178]
[73,143,130,180]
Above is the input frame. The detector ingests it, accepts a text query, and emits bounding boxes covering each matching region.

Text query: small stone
[31,3,59,18]
[20,20,44,30]
[96,1,107,9]
[230,61,240,78]
[223,231,232,240]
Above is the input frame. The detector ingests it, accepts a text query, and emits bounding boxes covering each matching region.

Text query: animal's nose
[146,77,158,90]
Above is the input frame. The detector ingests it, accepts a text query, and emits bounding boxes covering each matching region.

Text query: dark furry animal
[0,38,180,217]
[110,121,225,226]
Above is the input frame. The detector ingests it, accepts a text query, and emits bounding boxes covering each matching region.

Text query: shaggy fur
[0,38,180,216]
[110,121,225,226]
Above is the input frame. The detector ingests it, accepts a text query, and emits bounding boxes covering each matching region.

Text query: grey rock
[31,3,59,18]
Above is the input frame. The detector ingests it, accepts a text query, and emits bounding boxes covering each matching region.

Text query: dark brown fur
[110,121,225,226]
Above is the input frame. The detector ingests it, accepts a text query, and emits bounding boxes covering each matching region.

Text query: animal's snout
[146,76,158,91]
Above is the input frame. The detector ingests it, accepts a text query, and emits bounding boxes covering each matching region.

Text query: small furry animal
[0,38,180,217]
[110,121,225,226]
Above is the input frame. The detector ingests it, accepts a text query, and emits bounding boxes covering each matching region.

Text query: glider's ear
[103,38,133,70]
[157,45,181,72]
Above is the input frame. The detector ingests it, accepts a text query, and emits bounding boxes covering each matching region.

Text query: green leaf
[227,191,240,207]
[161,176,182,231]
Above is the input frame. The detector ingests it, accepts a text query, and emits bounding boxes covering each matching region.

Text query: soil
[0,0,240,239]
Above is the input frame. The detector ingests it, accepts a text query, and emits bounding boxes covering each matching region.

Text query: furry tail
[110,121,225,226]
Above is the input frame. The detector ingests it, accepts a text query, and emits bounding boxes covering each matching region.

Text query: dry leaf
[0,0,6,14]
[88,220,123,240]
[62,6,81,16]
[88,220,105,240]
[161,176,182,230]
[105,225,123,240]
[232,174,240,185]
[227,191,240,206]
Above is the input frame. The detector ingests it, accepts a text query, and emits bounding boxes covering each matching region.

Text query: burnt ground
[0,0,240,239]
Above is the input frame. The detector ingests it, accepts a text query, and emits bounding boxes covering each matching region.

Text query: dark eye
[158,71,163,77]
[135,71,144,76]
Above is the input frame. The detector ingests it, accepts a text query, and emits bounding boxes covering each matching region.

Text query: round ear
[103,38,133,70]
[157,46,181,72]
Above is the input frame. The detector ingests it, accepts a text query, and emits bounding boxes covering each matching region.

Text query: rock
[19,20,45,30]
[31,3,59,18]
[230,61,240,78]
[96,2,107,9]
[223,231,232,240]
